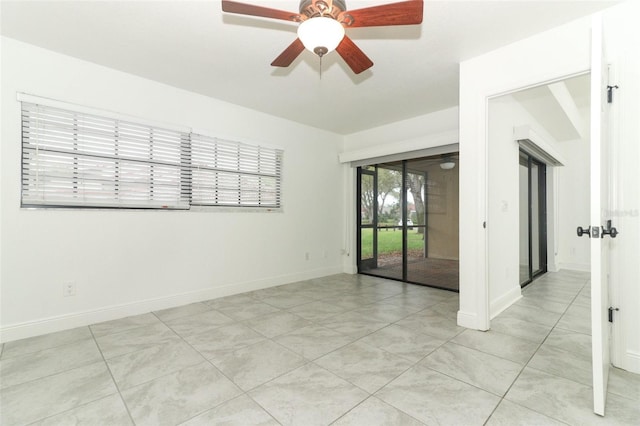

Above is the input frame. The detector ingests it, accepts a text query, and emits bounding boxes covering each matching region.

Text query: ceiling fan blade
[339,0,423,28]
[222,0,303,22]
[271,38,305,67]
[336,36,373,74]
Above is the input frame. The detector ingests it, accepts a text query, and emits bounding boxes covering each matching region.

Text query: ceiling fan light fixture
[297,17,345,56]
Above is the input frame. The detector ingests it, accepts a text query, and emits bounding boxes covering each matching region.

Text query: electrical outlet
[63,282,76,297]
[305,252,310,261]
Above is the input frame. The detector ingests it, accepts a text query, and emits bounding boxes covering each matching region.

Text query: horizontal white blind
[190,133,283,208]
[22,102,190,209]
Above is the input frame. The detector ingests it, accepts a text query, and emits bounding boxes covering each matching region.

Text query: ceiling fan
[221,0,424,74]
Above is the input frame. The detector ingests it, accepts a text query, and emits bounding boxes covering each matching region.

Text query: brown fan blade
[336,36,373,74]
[271,38,305,67]
[338,0,423,28]
[222,0,303,22]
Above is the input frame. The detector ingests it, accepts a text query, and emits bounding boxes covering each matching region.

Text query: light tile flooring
[1,271,639,425]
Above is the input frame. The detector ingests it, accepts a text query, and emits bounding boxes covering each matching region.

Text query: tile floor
[1,271,639,425]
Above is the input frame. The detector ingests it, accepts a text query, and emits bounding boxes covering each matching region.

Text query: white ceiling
[0,0,620,135]
[512,73,590,142]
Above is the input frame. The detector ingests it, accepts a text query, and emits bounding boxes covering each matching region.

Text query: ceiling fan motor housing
[221,0,423,74]
[299,0,346,19]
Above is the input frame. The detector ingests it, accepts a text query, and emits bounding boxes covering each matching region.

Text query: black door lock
[577,226,591,238]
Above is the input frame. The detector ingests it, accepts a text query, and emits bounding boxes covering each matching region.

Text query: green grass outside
[360,227,424,258]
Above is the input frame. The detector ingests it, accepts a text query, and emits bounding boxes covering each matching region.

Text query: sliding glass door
[356,154,459,291]
[519,151,547,286]
[358,166,376,271]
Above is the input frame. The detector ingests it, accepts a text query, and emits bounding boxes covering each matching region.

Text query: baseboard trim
[342,264,357,274]
[558,262,590,272]
[457,310,489,331]
[547,263,560,273]
[490,286,522,319]
[0,266,343,343]
[623,350,640,374]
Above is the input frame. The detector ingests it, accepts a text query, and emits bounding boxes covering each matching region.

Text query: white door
[590,14,614,417]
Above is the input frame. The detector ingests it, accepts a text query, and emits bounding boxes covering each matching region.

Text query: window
[190,133,282,208]
[20,98,283,210]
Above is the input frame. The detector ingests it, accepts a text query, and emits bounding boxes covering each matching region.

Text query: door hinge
[608,307,619,323]
[607,85,619,103]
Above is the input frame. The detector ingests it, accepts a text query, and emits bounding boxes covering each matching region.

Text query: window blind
[190,133,283,208]
[20,99,283,210]
[21,102,191,209]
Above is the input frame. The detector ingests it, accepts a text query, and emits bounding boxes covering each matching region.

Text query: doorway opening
[519,150,548,286]
[356,154,459,291]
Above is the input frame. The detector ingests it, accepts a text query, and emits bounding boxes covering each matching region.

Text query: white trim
[348,143,459,168]
[558,262,591,272]
[457,310,486,331]
[0,266,342,343]
[490,287,522,319]
[338,130,458,164]
[514,125,567,166]
[342,264,358,274]
[624,351,640,374]
[17,92,190,133]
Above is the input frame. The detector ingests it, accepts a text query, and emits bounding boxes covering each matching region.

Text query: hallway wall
[458,15,593,330]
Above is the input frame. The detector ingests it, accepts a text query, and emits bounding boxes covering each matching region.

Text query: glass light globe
[297,17,345,57]
[440,161,456,170]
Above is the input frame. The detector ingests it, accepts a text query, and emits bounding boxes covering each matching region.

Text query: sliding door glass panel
[531,163,541,273]
[375,163,403,281]
[405,169,425,283]
[356,155,459,292]
[360,230,374,270]
[519,156,530,285]
[406,157,459,290]
[358,169,375,271]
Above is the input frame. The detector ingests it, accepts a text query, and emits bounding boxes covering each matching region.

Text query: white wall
[458,16,592,330]
[0,37,345,342]
[487,95,527,316]
[556,137,591,271]
[343,107,459,153]
[487,94,590,317]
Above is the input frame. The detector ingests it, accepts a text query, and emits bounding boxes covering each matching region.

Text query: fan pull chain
[319,55,323,79]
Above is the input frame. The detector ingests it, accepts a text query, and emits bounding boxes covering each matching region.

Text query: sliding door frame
[520,150,548,287]
[356,158,458,292]
[357,167,377,271]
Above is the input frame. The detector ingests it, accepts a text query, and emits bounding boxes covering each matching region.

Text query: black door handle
[577,226,590,238]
